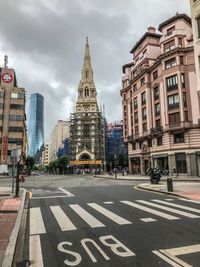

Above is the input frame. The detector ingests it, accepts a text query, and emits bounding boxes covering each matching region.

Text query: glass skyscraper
[27,93,44,163]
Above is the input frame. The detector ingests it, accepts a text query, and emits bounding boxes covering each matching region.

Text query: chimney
[148,26,156,34]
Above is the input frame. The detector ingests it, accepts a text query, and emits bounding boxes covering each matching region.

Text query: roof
[130,32,162,54]
[158,13,191,32]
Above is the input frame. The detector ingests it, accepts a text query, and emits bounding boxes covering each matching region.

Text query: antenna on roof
[4,55,8,68]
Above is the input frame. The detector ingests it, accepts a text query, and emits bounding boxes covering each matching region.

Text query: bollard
[167,177,173,192]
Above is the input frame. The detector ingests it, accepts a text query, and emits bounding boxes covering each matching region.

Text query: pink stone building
[121,13,200,177]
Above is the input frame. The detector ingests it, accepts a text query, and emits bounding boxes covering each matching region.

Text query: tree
[25,156,35,175]
[57,156,69,174]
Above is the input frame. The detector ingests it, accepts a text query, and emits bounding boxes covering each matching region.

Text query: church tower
[70,38,105,172]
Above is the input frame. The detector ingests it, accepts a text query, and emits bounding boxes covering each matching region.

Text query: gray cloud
[0,0,190,139]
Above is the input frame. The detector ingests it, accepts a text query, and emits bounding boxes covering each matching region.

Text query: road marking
[152,250,181,267]
[137,200,200,219]
[121,201,179,220]
[70,204,105,228]
[50,206,77,231]
[152,199,200,214]
[58,187,75,197]
[87,203,132,225]
[179,198,200,204]
[30,207,46,235]
[29,235,44,267]
[164,198,174,201]
[32,195,71,199]
[140,218,157,222]
[104,202,114,204]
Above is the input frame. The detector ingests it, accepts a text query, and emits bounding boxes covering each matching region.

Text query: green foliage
[25,156,35,175]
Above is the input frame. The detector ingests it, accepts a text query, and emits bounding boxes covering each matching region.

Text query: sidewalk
[95,174,200,201]
[0,187,26,267]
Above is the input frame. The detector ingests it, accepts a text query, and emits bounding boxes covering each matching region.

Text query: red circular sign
[2,73,13,83]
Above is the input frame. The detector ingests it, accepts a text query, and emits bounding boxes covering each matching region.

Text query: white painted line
[152,199,200,214]
[70,204,105,228]
[32,195,71,199]
[121,201,179,220]
[166,244,200,256]
[179,198,200,204]
[137,200,200,219]
[140,218,157,222]
[159,250,192,267]
[87,203,132,225]
[164,199,174,201]
[58,187,75,197]
[152,250,181,267]
[29,235,44,267]
[30,208,46,235]
[104,201,114,204]
[50,206,77,231]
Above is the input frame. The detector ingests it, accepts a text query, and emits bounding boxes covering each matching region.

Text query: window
[147,138,152,147]
[197,16,200,38]
[132,143,136,150]
[141,77,145,86]
[9,115,24,121]
[0,115,3,120]
[174,133,184,143]
[143,122,147,132]
[153,70,158,80]
[135,126,139,135]
[155,103,160,116]
[130,90,132,98]
[182,92,187,107]
[185,111,188,121]
[133,84,137,92]
[142,107,147,120]
[166,75,178,91]
[10,104,24,110]
[167,26,175,36]
[176,153,187,173]
[11,93,24,99]
[165,57,176,69]
[156,119,161,128]
[124,106,126,116]
[9,127,23,132]
[178,38,183,47]
[181,73,185,88]
[130,100,133,113]
[134,112,138,123]
[0,92,4,98]
[139,141,143,149]
[133,98,138,109]
[154,86,159,100]
[0,103,3,109]
[164,40,175,52]
[157,136,162,146]
[169,112,180,126]
[8,138,23,145]
[141,91,146,105]
[180,56,184,65]
[83,124,90,137]
[168,94,179,110]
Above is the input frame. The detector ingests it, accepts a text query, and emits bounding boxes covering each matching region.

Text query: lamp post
[114,154,117,178]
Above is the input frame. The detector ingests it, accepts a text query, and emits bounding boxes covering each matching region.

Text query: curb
[2,188,27,267]
[137,185,192,200]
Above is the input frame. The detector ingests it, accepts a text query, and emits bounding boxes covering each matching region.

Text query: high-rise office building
[27,93,44,163]
[0,65,27,174]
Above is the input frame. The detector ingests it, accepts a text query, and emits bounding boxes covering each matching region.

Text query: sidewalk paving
[0,187,26,267]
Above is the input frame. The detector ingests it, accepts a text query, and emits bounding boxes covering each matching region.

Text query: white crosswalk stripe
[152,199,200,214]
[137,200,200,219]
[30,207,46,235]
[121,201,179,220]
[87,203,132,225]
[50,206,77,231]
[70,204,105,228]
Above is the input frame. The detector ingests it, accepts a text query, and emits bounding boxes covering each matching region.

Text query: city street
[2,174,200,267]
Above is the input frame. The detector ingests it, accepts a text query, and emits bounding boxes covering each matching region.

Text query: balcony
[127,135,134,141]
[151,127,163,135]
[167,84,178,92]
[168,103,179,110]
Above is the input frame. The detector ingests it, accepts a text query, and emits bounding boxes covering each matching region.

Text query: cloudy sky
[0,0,190,140]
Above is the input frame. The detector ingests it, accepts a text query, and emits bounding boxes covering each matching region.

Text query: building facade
[48,120,70,162]
[121,13,200,176]
[0,66,27,174]
[27,93,44,163]
[70,38,105,172]
[190,0,200,108]
[41,143,49,166]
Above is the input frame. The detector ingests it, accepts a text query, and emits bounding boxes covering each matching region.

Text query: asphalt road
[2,175,200,266]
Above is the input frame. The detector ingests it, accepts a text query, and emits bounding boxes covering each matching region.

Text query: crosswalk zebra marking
[152,199,200,214]
[29,235,44,267]
[70,204,105,228]
[164,199,174,201]
[140,218,157,222]
[87,203,132,225]
[137,200,200,219]
[121,201,179,220]
[179,198,200,204]
[104,201,114,204]
[58,187,75,197]
[50,206,77,231]
[30,207,46,235]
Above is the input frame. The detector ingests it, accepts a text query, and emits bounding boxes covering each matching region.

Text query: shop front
[152,154,169,174]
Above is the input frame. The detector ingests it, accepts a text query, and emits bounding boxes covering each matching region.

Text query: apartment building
[48,120,70,162]
[121,13,200,176]
[0,66,27,174]
[42,143,49,166]
[190,0,200,107]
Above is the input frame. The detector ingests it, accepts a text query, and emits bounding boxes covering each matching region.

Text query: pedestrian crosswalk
[29,199,200,235]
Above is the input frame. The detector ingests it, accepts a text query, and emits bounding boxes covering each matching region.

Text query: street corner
[177,191,200,201]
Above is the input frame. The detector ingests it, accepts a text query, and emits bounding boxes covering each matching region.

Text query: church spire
[81,37,93,81]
